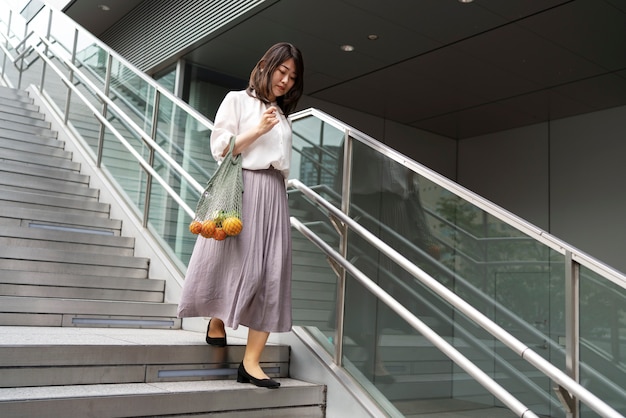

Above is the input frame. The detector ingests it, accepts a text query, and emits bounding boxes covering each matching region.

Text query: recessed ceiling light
[458,0,474,3]
[340,44,354,52]
[97,4,110,11]
[367,34,379,41]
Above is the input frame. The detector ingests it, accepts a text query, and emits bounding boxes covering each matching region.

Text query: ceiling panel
[65,0,626,140]
[517,0,626,71]
[455,23,606,88]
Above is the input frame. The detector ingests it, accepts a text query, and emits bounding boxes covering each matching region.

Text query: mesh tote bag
[189,137,244,240]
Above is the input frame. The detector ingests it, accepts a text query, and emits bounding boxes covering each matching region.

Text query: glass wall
[287,121,626,416]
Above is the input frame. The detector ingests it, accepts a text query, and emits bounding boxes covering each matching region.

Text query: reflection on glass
[580,268,626,417]
[289,116,345,358]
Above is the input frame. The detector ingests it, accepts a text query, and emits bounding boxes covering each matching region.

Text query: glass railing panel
[288,187,340,355]
[74,43,109,89]
[291,115,344,202]
[148,152,194,265]
[99,116,149,214]
[289,115,345,356]
[156,93,215,185]
[107,55,155,134]
[152,94,215,263]
[579,266,626,417]
[346,139,572,415]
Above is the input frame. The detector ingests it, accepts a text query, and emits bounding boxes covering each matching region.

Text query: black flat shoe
[237,362,280,389]
[205,319,227,347]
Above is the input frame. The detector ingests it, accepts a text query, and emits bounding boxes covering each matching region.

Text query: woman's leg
[243,328,270,379]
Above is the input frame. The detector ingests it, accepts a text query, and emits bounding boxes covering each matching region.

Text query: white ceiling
[65,0,626,139]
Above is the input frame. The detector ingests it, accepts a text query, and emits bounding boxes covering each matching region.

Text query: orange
[222,217,243,236]
[213,227,227,241]
[200,220,216,238]
[189,220,202,235]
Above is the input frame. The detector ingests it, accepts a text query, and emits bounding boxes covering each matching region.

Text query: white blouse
[210,90,292,179]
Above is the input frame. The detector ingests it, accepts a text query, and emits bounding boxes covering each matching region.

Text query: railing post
[143,89,160,228]
[96,52,113,168]
[561,250,580,418]
[37,8,52,92]
[63,27,78,124]
[334,129,353,366]
[1,10,10,82]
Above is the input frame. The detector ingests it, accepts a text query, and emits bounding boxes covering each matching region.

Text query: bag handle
[226,136,241,165]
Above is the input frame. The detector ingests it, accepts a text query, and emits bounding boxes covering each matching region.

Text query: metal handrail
[291,216,540,418]
[289,108,626,290]
[35,35,206,197]
[299,183,626,402]
[288,178,624,418]
[34,48,198,217]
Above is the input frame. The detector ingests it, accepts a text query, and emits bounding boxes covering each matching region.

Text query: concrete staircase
[0,85,326,417]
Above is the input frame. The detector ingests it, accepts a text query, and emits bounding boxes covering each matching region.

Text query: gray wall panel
[457,104,626,274]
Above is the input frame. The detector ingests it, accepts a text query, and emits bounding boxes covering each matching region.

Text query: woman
[177,42,304,389]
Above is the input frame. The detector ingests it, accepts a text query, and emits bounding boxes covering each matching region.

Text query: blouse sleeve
[210,91,240,162]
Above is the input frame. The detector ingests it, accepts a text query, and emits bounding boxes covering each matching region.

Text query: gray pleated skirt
[177,168,292,333]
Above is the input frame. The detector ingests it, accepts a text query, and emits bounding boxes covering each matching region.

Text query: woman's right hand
[223,106,281,157]
[258,106,280,135]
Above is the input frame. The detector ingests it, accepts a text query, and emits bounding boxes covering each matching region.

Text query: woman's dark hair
[248,42,304,115]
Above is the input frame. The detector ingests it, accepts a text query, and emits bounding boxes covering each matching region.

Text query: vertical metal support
[38,8,53,92]
[17,14,27,89]
[334,130,353,366]
[63,28,78,124]
[173,58,185,99]
[143,89,160,228]
[96,53,113,168]
[317,120,324,185]
[1,10,11,82]
[563,250,580,418]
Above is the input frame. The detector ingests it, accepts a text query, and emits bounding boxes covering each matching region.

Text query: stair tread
[0,245,148,268]
[0,189,108,213]
[0,205,122,230]
[0,270,164,292]
[0,326,237,349]
[0,326,286,366]
[0,296,177,316]
[0,379,321,402]
[0,159,88,184]
[0,147,79,171]
[0,226,134,249]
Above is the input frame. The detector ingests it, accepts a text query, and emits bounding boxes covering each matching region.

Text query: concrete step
[0,189,109,217]
[0,296,179,328]
[0,226,134,256]
[0,127,63,148]
[0,268,164,302]
[0,206,122,235]
[0,381,325,418]
[0,133,70,158]
[0,280,164,303]
[0,245,149,276]
[0,327,288,387]
[0,118,56,138]
[0,269,163,292]
[0,87,35,107]
[0,101,43,119]
[0,159,88,185]
[0,177,98,202]
[0,146,80,171]
[0,110,51,129]
[0,327,325,418]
